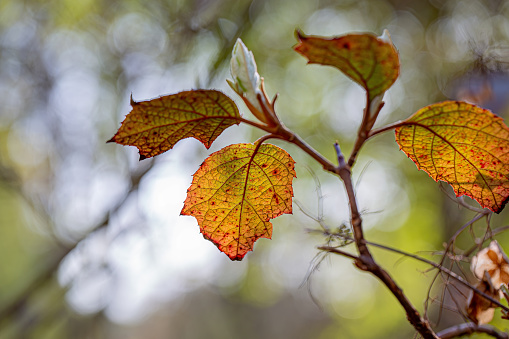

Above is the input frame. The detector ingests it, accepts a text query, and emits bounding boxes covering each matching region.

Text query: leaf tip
[230,254,244,261]
[378,29,393,45]
[295,28,306,41]
[106,137,115,143]
[494,195,509,214]
[139,154,147,161]
[130,93,138,106]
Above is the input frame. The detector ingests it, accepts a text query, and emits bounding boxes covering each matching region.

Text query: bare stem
[334,160,439,338]
[277,124,338,173]
[238,117,338,173]
[317,246,358,260]
[334,92,442,337]
[347,93,384,167]
[360,241,509,312]
[437,323,509,339]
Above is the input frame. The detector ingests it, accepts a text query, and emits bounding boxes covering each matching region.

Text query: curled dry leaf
[467,278,500,325]
[467,240,509,324]
[471,240,509,289]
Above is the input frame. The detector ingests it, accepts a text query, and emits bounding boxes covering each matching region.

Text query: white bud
[230,39,263,113]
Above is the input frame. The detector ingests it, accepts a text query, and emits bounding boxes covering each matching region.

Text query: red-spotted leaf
[181,143,296,260]
[395,101,509,213]
[294,30,399,102]
[108,90,240,159]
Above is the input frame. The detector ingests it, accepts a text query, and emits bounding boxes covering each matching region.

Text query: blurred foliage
[2,0,509,338]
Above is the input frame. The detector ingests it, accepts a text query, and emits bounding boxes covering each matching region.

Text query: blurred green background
[2,0,509,338]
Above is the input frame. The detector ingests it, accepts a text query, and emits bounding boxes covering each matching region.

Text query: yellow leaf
[109,90,240,159]
[181,143,296,260]
[396,101,509,213]
[294,30,399,102]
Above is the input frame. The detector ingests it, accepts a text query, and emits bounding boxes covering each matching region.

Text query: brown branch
[287,130,337,172]
[247,89,509,338]
[239,115,338,174]
[334,145,438,338]
[437,323,509,339]
[249,88,438,337]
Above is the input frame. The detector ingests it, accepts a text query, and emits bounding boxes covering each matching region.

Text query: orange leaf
[108,90,240,159]
[181,143,296,260]
[294,30,399,102]
[395,101,509,213]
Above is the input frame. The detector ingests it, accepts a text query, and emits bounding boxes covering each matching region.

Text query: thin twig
[347,93,385,167]
[335,153,438,336]
[317,246,358,260]
[360,241,509,312]
[437,323,509,339]
[464,225,509,257]
[425,212,489,319]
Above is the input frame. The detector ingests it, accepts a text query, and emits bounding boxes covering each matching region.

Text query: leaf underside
[294,30,399,102]
[396,101,509,213]
[181,143,296,260]
[109,90,240,159]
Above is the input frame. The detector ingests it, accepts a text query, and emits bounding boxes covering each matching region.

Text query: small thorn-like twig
[318,246,358,261]
[334,142,346,169]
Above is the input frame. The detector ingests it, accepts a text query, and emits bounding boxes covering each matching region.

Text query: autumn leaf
[181,143,296,260]
[471,240,509,289]
[395,101,509,213]
[108,90,240,159]
[467,241,509,324]
[294,30,399,102]
[467,278,499,325]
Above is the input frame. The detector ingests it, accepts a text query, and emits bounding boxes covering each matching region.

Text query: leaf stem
[368,120,406,138]
[238,117,276,132]
[347,92,385,167]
